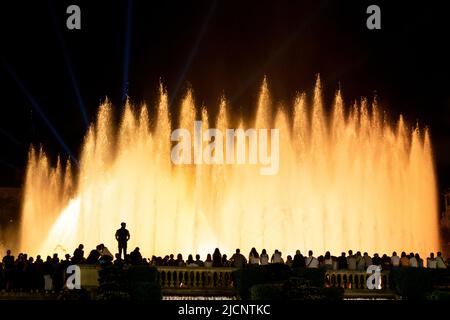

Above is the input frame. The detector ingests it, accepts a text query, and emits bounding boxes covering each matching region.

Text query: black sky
[1,0,450,193]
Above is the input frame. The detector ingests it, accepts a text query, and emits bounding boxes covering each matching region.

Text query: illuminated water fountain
[20,78,440,258]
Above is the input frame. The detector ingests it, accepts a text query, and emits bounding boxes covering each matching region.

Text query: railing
[157,266,238,296]
[75,265,397,297]
[324,270,396,298]
[325,270,391,289]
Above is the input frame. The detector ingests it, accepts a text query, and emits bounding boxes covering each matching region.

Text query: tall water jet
[20,80,440,258]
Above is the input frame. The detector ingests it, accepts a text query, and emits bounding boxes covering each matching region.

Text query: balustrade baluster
[160,271,165,288]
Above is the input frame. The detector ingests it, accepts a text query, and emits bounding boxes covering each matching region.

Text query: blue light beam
[48,0,89,128]
[3,61,79,164]
[169,0,218,107]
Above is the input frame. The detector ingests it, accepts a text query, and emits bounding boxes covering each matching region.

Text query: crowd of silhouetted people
[0,243,149,293]
[1,244,449,293]
[149,248,450,271]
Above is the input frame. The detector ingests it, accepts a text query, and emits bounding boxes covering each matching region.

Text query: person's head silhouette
[121,222,126,228]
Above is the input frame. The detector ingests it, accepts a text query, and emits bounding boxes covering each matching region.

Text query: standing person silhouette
[115,222,130,260]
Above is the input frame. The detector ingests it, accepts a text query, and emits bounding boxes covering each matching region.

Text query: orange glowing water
[20,79,440,259]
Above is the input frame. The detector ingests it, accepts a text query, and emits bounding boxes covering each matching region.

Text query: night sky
[1,1,450,196]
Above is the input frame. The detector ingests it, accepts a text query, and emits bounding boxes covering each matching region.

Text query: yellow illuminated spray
[20,79,440,259]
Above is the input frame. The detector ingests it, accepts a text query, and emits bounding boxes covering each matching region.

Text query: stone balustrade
[73,265,397,297]
[157,266,238,296]
[325,269,392,290]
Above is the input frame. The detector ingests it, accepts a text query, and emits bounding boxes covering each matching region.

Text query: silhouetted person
[98,243,114,264]
[260,249,269,265]
[286,255,293,267]
[212,248,222,267]
[168,254,176,266]
[305,250,319,268]
[72,244,84,264]
[34,255,44,291]
[315,255,322,267]
[230,248,247,268]
[130,247,143,265]
[222,254,229,267]
[115,222,130,260]
[25,257,36,292]
[347,251,357,270]
[427,253,437,268]
[114,253,124,267]
[356,252,365,270]
[249,248,260,264]
[337,252,348,269]
[372,253,382,266]
[86,246,101,264]
[415,253,423,268]
[324,251,333,269]
[186,254,196,266]
[43,256,53,292]
[61,254,72,271]
[176,253,185,267]
[381,254,391,269]
[51,253,63,292]
[271,249,283,263]
[408,252,418,267]
[363,252,373,267]
[16,253,26,290]
[195,254,204,267]
[436,252,447,269]
[391,251,400,268]
[400,252,409,267]
[2,250,14,291]
[204,254,213,267]
[293,250,306,268]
